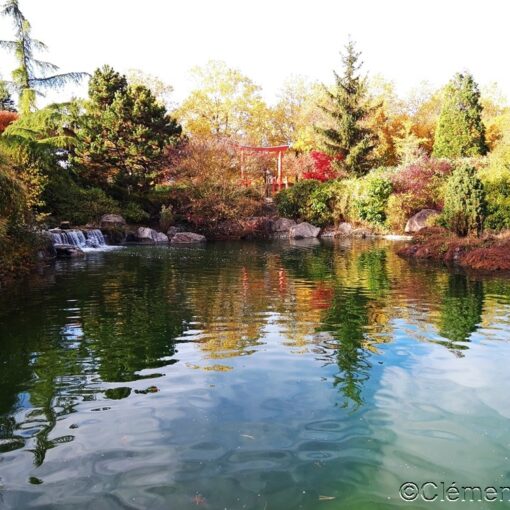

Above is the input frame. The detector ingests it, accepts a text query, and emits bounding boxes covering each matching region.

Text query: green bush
[354,175,393,226]
[275,180,321,219]
[480,171,510,231]
[159,204,174,231]
[304,181,343,226]
[42,172,120,225]
[121,201,150,223]
[440,165,486,237]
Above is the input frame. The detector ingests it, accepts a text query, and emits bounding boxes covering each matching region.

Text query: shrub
[354,174,393,226]
[305,181,343,226]
[440,165,487,237]
[159,204,174,231]
[122,201,150,223]
[42,172,121,225]
[391,157,452,210]
[274,179,321,219]
[0,111,18,134]
[480,171,510,231]
[186,182,263,229]
[302,151,341,182]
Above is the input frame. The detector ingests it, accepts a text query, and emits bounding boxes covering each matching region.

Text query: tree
[441,165,487,237]
[127,69,174,110]
[433,73,488,158]
[0,81,16,111]
[317,41,376,177]
[0,0,87,114]
[176,60,268,143]
[73,66,182,193]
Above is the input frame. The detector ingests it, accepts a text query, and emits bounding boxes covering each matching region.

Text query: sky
[1,0,509,106]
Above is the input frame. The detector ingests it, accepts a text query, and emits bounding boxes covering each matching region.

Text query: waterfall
[50,229,108,250]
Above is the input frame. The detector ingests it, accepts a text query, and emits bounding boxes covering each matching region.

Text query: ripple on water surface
[1,240,510,509]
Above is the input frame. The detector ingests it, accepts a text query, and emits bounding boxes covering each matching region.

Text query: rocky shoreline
[42,213,414,260]
[397,227,510,272]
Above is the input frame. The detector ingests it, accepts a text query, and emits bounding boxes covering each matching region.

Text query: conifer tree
[0,81,16,111]
[433,73,488,158]
[317,41,376,176]
[74,66,182,193]
[0,0,87,114]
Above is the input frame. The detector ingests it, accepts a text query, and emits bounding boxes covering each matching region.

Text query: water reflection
[1,240,510,509]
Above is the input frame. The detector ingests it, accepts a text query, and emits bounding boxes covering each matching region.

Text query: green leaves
[433,73,488,158]
[317,40,376,177]
[73,66,181,193]
[441,165,487,237]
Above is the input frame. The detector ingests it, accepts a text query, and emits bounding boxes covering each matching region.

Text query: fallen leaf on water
[319,495,336,501]
[192,494,207,506]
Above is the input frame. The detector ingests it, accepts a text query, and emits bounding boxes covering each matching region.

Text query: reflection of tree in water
[320,287,372,408]
[439,274,484,345]
[280,244,389,408]
[357,249,390,297]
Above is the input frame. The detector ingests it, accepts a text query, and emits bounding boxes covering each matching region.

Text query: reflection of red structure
[239,144,290,192]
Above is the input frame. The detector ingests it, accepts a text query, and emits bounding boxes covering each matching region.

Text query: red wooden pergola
[238,144,290,191]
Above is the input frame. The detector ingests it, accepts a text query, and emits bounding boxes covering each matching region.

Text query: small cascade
[85,229,106,248]
[50,228,108,251]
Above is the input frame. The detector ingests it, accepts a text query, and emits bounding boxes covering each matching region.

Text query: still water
[1,239,510,509]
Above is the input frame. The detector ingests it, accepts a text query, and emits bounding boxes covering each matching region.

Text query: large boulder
[405,209,440,234]
[166,226,180,240]
[170,232,207,244]
[288,222,320,239]
[337,222,354,236]
[54,245,85,258]
[271,218,296,233]
[100,214,127,244]
[135,227,168,244]
[100,214,126,228]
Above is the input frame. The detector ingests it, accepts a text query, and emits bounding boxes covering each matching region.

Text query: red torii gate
[238,144,290,191]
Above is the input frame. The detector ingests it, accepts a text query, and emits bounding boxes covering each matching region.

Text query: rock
[271,218,296,233]
[100,214,126,228]
[351,228,375,238]
[288,222,320,239]
[166,226,180,239]
[60,221,71,230]
[170,232,207,244]
[405,209,440,234]
[135,227,168,244]
[54,245,85,258]
[337,222,353,236]
[100,214,127,244]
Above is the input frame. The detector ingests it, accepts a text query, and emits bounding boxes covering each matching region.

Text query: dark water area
[1,239,510,509]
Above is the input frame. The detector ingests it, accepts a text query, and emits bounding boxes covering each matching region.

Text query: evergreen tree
[317,41,376,177]
[441,164,487,237]
[0,81,16,111]
[73,66,182,193]
[433,73,488,158]
[0,0,87,114]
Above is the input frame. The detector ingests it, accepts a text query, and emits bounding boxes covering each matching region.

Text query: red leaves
[0,111,18,134]
[302,151,343,182]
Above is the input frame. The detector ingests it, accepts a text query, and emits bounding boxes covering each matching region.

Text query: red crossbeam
[238,145,290,153]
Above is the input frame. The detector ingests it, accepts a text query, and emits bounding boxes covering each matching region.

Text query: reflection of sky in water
[1,240,510,509]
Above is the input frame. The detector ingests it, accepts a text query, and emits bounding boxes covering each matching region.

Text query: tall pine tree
[0,0,87,114]
[317,41,375,177]
[433,73,488,158]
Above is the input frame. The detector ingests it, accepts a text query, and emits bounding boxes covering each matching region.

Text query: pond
[1,239,510,509]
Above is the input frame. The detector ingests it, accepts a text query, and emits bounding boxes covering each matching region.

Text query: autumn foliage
[302,151,341,182]
[0,111,18,134]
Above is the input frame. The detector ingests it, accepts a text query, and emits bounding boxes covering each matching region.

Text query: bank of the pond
[398,227,510,272]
